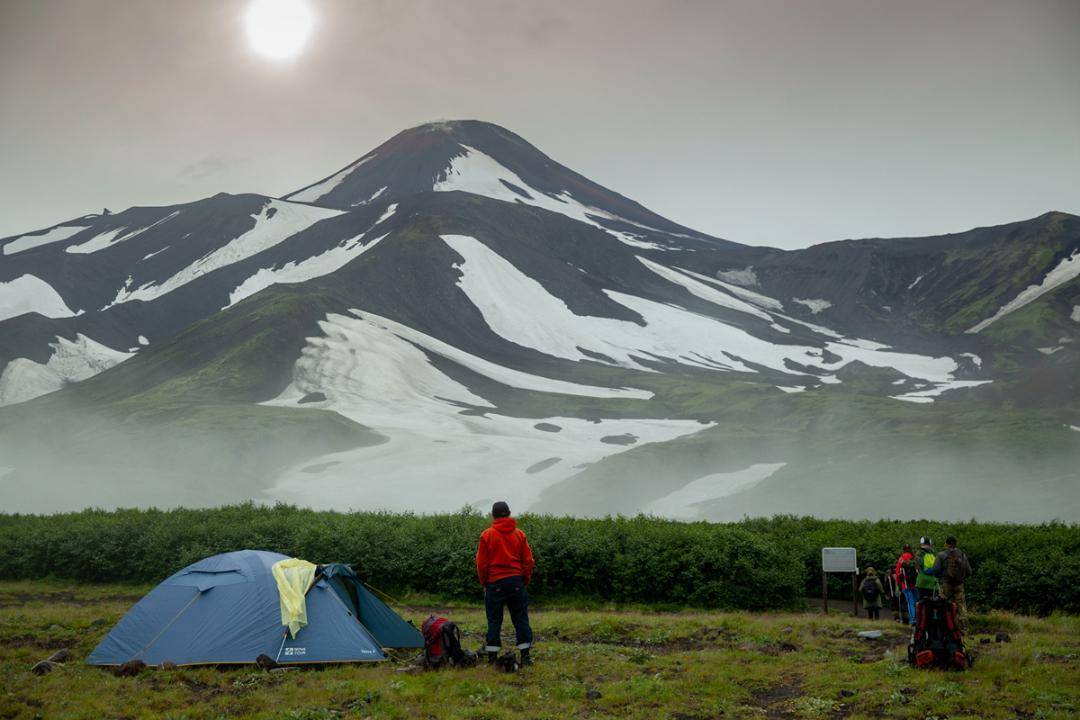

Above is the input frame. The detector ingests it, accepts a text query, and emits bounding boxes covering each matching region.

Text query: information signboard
[821,547,857,573]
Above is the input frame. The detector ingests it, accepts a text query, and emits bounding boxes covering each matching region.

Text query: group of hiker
[477,504,979,669]
[859,535,972,633]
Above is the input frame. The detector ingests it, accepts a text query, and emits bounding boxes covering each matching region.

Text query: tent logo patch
[283,647,306,656]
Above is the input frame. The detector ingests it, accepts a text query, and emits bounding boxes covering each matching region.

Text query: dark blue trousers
[484,575,533,651]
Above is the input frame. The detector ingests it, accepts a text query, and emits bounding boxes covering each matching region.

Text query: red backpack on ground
[908,597,972,670]
[421,616,476,668]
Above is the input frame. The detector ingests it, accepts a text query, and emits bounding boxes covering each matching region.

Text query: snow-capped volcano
[0,121,1077,520]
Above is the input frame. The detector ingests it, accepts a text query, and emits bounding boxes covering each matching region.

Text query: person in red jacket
[894,544,917,625]
[477,501,535,665]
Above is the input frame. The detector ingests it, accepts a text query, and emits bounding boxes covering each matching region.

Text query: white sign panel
[821,547,857,573]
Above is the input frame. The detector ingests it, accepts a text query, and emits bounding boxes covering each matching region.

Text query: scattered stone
[159,661,177,670]
[980,637,992,645]
[779,642,799,653]
[586,687,603,700]
[298,391,327,404]
[31,660,58,676]
[856,630,883,640]
[115,659,147,677]
[600,433,637,445]
[995,632,1012,643]
[89,618,109,628]
[47,649,72,663]
[533,422,562,433]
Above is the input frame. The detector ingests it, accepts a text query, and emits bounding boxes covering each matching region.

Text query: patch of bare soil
[751,674,804,719]
[0,590,141,608]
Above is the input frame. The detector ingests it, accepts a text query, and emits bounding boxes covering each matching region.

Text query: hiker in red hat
[477,501,535,665]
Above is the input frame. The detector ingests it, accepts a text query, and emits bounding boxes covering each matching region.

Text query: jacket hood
[492,517,517,533]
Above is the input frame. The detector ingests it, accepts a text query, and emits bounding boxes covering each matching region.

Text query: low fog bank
[0,394,381,514]
[1,390,1077,522]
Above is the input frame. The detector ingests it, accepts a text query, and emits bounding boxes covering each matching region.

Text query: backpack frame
[907,597,972,671]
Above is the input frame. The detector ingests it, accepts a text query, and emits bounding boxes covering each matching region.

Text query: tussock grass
[1,581,1077,719]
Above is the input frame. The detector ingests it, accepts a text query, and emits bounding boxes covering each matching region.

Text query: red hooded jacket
[476,517,535,586]
[894,551,914,589]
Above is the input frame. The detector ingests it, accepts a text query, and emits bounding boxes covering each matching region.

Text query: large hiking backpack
[422,616,476,668]
[941,549,970,584]
[908,597,972,670]
[860,577,880,602]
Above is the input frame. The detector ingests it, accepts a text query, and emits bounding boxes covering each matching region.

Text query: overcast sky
[1,0,1078,249]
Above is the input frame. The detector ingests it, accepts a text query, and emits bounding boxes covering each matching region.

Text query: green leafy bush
[0,505,1075,612]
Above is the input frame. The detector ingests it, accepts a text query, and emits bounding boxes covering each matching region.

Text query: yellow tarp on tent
[271,558,317,638]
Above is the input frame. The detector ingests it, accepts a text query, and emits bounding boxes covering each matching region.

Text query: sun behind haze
[244,0,314,60]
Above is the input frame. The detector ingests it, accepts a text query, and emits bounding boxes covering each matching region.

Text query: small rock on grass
[31,660,59,676]
[47,649,72,663]
[114,659,147,677]
[995,632,1012,643]
[586,688,602,700]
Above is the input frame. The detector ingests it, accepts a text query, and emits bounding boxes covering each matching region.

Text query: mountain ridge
[0,120,1077,519]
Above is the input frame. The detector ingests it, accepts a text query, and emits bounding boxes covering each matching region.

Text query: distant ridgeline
[1,505,1076,615]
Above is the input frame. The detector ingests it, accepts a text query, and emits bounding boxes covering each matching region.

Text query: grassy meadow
[1,580,1077,720]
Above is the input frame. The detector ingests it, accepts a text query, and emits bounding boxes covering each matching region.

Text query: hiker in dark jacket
[476,501,535,666]
[933,536,972,635]
[860,567,886,619]
[914,536,938,600]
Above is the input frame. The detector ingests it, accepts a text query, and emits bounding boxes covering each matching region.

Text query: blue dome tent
[88,550,422,666]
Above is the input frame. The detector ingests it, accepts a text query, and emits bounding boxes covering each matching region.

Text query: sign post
[821,547,858,616]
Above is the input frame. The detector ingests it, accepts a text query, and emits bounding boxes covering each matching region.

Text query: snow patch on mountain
[347,309,652,400]
[638,258,773,321]
[111,200,343,306]
[64,228,126,254]
[677,268,783,311]
[443,234,964,384]
[889,379,992,404]
[716,268,758,287]
[908,274,926,290]
[434,144,669,251]
[351,187,387,206]
[968,249,1080,333]
[643,463,787,519]
[0,275,78,322]
[263,312,705,513]
[794,298,833,314]
[228,232,386,307]
[3,225,88,255]
[1072,305,1080,322]
[65,212,181,254]
[959,352,982,367]
[287,156,375,203]
[374,203,398,226]
[0,334,132,406]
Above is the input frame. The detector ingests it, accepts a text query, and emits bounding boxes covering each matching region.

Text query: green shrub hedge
[0,505,1075,613]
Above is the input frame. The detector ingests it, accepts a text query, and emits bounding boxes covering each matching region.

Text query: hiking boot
[520,649,532,666]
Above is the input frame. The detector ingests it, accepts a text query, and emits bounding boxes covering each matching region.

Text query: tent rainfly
[88,550,422,666]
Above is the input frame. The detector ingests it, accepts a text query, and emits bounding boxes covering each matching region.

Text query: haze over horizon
[2,0,1079,249]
